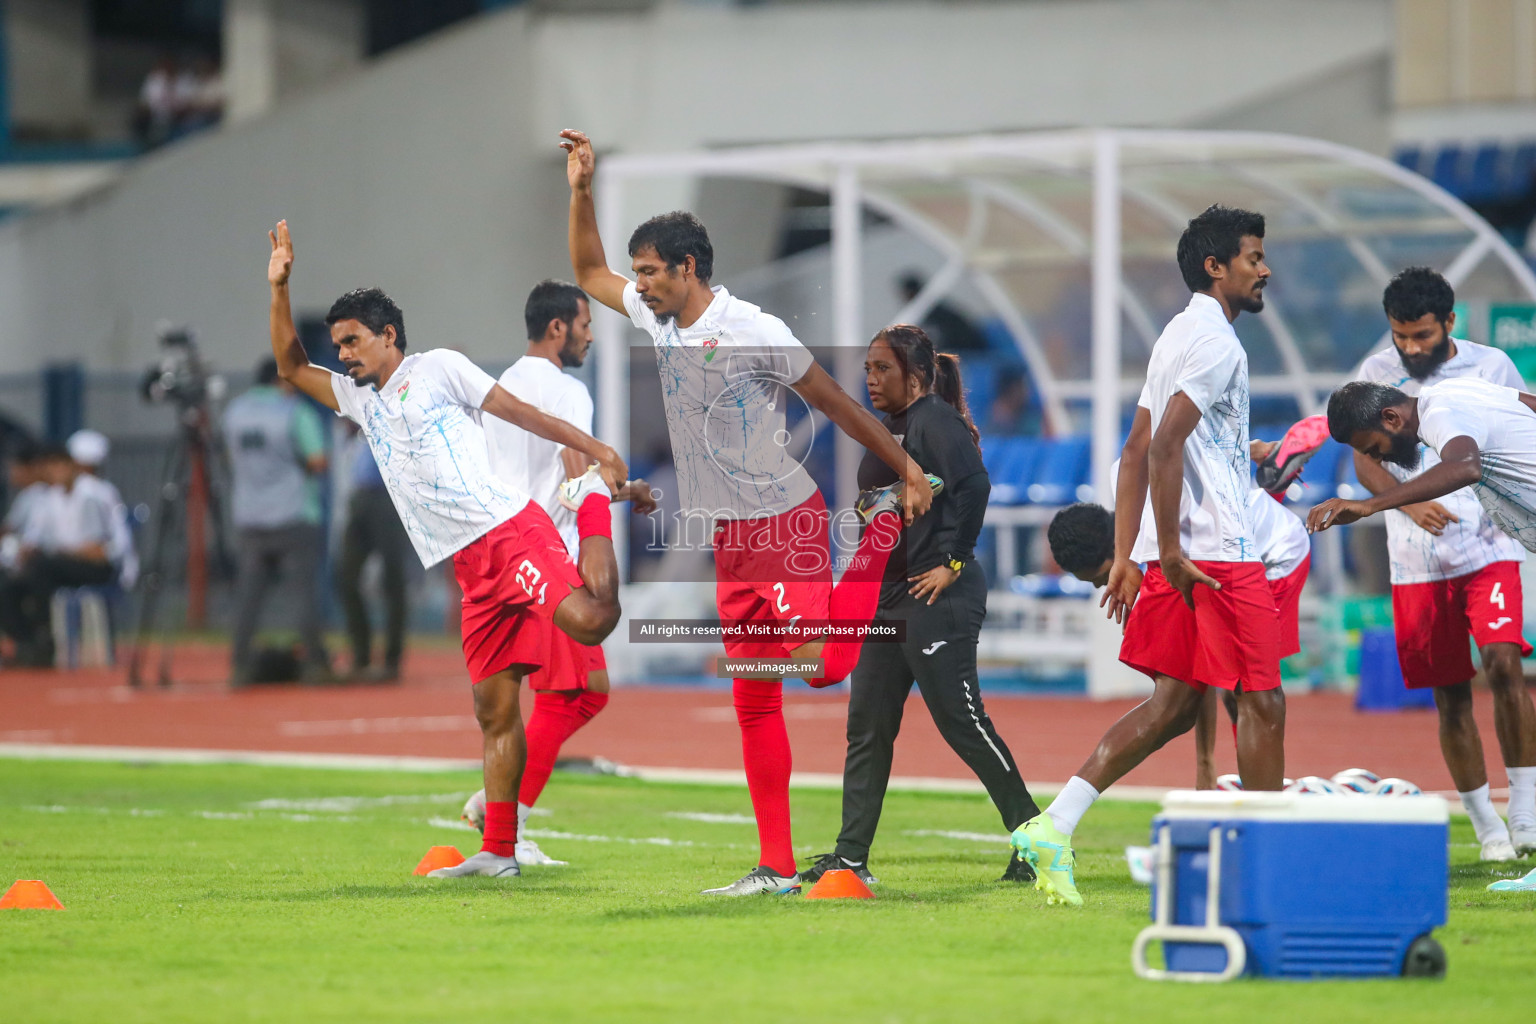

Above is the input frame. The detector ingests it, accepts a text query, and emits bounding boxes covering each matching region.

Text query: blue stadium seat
[1025,435,1090,505]
[1465,143,1503,203]
[1509,142,1536,195]
[1394,145,1423,175]
[1430,146,1465,195]
[983,437,1041,504]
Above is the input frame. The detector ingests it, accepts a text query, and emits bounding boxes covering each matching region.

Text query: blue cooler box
[1133,791,1448,981]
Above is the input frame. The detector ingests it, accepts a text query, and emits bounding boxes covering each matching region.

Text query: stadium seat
[1509,142,1536,195]
[1429,146,1464,195]
[1393,145,1423,175]
[1465,143,1503,203]
[984,437,1041,504]
[1025,435,1090,505]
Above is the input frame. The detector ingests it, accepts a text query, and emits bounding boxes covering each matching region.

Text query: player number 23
[516,559,549,605]
[771,582,791,613]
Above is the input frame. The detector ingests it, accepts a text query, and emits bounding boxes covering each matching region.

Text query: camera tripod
[125,403,232,688]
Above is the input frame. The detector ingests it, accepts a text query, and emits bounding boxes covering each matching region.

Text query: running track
[0,642,1519,796]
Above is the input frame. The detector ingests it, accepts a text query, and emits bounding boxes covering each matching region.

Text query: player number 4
[1492,582,1506,611]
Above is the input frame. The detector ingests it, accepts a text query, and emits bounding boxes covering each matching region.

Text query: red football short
[453,502,585,684]
[1391,560,1533,689]
[525,632,607,692]
[1269,555,1311,660]
[1119,560,1283,692]
[713,491,833,659]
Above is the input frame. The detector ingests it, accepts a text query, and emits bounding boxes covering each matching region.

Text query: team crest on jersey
[395,380,411,402]
[702,337,719,363]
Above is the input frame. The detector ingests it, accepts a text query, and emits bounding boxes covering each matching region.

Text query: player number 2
[1492,582,1506,610]
[772,582,791,613]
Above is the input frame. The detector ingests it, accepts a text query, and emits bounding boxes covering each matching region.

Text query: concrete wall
[0,0,1394,379]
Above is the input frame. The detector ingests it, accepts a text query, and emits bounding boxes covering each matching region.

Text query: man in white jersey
[1048,452,1311,789]
[1344,268,1536,862]
[561,129,938,897]
[1312,376,1536,875]
[265,221,630,879]
[469,280,659,866]
[1012,205,1286,908]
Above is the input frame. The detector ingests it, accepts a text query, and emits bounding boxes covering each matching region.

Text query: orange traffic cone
[803,869,874,900]
[0,880,64,910]
[413,846,466,876]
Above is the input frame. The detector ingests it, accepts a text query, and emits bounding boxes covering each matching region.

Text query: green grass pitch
[2,759,1534,1023]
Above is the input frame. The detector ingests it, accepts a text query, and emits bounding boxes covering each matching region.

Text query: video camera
[139,323,225,410]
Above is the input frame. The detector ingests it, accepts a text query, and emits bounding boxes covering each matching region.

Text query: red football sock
[517,688,611,808]
[577,493,611,541]
[733,678,795,876]
[481,800,517,857]
[807,511,901,687]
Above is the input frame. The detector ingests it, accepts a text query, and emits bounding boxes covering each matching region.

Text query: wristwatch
[946,555,965,574]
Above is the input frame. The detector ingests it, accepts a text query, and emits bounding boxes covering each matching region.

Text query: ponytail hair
[873,324,981,449]
[933,352,981,449]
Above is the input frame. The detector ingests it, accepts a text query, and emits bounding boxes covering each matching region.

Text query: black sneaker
[1000,850,1037,883]
[801,851,879,886]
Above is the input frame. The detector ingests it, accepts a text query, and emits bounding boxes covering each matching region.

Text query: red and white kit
[1121,293,1281,693]
[1357,342,1533,687]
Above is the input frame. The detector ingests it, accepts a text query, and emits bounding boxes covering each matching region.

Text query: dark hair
[325,287,407,351]
[1048,503,1115,576]
[9,437,42,465]
[1176,204,1266,292]
[628,211,713,283]
[1326,380,1409,444]
[524,280,587,341]
[255,357,280,386]
[36,441,70,462]
[874,324,980,448]
[1382,266,1455,325]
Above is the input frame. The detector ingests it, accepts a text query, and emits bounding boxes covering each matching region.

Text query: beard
[1234,284,1265,314]
[1399,335,1452,381]
[1381,430,1422,470]
[559,343,586,369]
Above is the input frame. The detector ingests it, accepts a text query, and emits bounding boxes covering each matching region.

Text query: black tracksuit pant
[835,564,1039,863]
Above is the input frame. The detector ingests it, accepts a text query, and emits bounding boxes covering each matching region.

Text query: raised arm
[1308,436,1482,533]
[790,361,934,524]
[268,220,339,412]
[560,130,630,315]
[480,384,628,495]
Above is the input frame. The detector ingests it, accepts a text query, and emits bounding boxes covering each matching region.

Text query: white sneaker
[558,464,611,512]
[427,850,520,878]
[515,838,567,866]
[1511,826,1536,856]
[1481,837,1521,862]
[461,789,486,832]
[700,865,801,896]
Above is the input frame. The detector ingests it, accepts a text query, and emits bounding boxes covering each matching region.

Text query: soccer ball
[1285,776,1340,795]
[1331,768,1380,794]
[1214,773,1244,792]
[1373,778,1422,797]
[461,789,486,831]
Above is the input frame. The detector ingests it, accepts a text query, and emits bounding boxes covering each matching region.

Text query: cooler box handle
[1132,824,1247,982]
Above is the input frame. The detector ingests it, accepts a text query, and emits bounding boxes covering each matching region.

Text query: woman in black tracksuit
[804,325,1040,884]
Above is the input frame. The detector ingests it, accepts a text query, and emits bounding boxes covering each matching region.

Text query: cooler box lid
[1157,790,1448,824]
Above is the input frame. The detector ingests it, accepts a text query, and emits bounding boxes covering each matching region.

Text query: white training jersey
[1131,293,1257,564]
[484,355,593,558]
[1356,340,1525,583]
[330,349,531,567]
[1417,377,1536,555]
[623,281,817,520]
[1114,458,1306,579]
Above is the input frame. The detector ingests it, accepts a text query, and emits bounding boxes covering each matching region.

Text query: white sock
[1046,776,1101,837]
[1459,784,1511,845]
[517,802,532,838]
[1507,766,1536,832]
